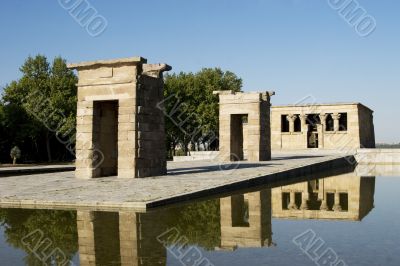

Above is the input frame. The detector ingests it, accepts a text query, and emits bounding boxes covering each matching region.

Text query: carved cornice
[142,64,172,78]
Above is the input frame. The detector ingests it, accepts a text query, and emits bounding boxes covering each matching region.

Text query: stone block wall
[358,104,376,148]
[136,70,167,177]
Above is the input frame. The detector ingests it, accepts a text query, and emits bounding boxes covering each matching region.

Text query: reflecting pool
[1,169,400,265]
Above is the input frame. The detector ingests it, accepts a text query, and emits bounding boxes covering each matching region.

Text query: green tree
[0,102,6,163]
[10,146,21,165]
[1,55,77,162]
[164,68,242,156]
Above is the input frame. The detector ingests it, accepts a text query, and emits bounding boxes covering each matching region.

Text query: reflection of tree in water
[162,199,221,250]
[0,208,78,265]
[0,200,220,264]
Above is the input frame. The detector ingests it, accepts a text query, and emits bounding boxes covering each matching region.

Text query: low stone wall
[0,165,75,177]
[173,149,349,162]
[356,149,400,164]
[173,151,219,162]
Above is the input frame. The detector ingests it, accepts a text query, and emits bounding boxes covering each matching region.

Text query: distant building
[271,103,375,150]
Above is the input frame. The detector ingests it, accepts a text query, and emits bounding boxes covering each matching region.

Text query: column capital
[319,113,328,120]
[286,114,297,122]
[319,113,328,126]
[331,113,342,120]
[299,114,308,120]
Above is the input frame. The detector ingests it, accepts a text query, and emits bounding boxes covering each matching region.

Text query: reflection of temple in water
[75,172,376,264]
[272,173,375,221]
[76,191,276,265]
[219,190,273,250]
[77,211,167,266]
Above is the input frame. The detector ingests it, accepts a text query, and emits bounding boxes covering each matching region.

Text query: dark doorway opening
[282,192,290,210]
[294,115,301,132]
[231,194,250,227]
[326,114,334,131]
[93,212,121,263]
[281,115,289,132]
[306,114,320,149]
[340,193,349,211]
[307,132,319,148]
[339,113,348,131]
[306,114,320,132]
[295,192,302,209]
[326,193,335,211]
[93,101,118,177]
[230,114,248,161]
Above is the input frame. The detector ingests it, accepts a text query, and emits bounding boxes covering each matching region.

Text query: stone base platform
[0,164,75,177]
[356,149,400,165]
[0,154,354,212]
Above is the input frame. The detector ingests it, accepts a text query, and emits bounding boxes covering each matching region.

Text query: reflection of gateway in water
[75,172,375,265]
[219,190,274,250]
[77,211,168,266]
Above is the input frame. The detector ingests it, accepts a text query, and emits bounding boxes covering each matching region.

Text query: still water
[1,170,400,266]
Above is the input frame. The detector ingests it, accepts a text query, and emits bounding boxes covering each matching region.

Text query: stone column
[300,192,309,210]
[288,191,297,210]
[319,114,328,128]
[300,114,308,148]
[318,114,328,148]
[119,212,138,266]
[332,113,342,132]
[320,193,328,211]
[77,211,96,266]
[75,101,95,179]
[287,114,296,133]
[299,114,308,133]
[333,192,342,211]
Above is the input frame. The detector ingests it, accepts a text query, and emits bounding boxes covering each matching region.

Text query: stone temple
[68,57,171,179]
[69,56,376,179]
[271,103,375,150]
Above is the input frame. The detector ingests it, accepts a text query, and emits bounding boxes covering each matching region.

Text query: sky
[0,0,399,143]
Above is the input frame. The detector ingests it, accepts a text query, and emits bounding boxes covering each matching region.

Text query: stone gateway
[214,91,275,162]
[68,57,171,179]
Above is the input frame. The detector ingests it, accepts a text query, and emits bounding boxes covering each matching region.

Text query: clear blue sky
[0,0,398,142]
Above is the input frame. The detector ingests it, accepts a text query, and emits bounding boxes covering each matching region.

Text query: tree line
[0,55,242,163]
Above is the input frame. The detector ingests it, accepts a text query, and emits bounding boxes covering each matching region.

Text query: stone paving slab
[0,154,353,212]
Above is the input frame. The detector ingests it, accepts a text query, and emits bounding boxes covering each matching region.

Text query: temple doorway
[92,101,118,177]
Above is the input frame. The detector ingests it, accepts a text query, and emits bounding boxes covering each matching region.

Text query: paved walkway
[0,154,352,211]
